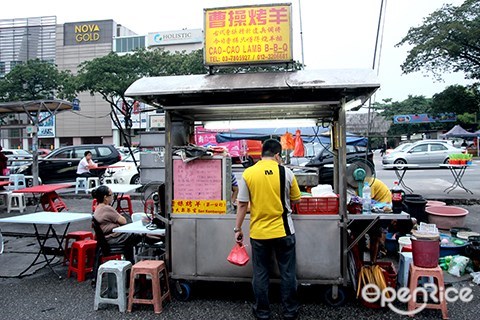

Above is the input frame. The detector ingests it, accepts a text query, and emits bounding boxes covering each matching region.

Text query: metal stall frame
[125,69,380,300]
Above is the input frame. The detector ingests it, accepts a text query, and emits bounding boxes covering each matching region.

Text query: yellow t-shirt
[238,159,301,240]
[368,178,392,203]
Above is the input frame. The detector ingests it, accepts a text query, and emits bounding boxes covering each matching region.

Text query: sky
[0,0,472,102]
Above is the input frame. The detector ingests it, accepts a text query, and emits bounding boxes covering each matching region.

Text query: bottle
[391,181,404,214]
[362,182,371,214]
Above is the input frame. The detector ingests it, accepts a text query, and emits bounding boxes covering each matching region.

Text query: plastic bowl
[426,206,469,230]
[426,200,446,207]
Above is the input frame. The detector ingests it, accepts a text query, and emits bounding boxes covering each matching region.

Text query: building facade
[0,15,202,150]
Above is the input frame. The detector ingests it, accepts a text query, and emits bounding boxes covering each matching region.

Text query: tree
[430,84,479,126]
[397,0,480,80]
[75,48,207,161]
[0,59,75,102]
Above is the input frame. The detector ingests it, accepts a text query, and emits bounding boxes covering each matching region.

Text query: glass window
[53,149,72,159]
[411,145,428,153]
[430,144,447,152]
[97,147,112,157]
[74,147,94,158]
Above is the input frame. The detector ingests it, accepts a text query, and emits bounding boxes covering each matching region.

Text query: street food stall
[125,69,394,303]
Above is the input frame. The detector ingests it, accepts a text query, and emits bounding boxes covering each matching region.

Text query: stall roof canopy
[125,69,379,121]
[440,124,480,138]
[0,100,73,114]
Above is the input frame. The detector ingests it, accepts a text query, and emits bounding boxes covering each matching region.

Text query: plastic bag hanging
[280,131,295,150]
[293,129,305,157]
[227,242,250,266]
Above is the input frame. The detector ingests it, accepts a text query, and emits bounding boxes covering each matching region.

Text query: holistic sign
[204,3,292,65]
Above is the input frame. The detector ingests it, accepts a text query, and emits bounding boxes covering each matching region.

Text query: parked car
[3,149,33,174]
[385,143,412,155]
[289,143,374,186]
[382,140,461,168]
[104,151,141,185]
[16,144,121,183]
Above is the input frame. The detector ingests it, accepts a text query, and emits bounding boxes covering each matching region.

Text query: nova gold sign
[75,24,100,43]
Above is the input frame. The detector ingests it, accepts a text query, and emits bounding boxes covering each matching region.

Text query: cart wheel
[324,286,346,307]
[173,281,191,301]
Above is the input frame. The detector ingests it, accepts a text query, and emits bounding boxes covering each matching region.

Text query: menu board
[173,159,223,200]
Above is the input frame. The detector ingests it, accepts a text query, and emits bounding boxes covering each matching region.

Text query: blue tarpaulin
[215,127,368,146]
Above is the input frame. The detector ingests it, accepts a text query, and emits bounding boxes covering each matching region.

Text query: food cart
[125,69,383,304]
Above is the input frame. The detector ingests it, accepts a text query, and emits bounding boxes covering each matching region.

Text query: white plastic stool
[94,260,132,312]
[0,190,12,208]
[7,193,26,213]
[8,174,26,191]
[103,177,118,185]
[75,177,88,194]
[397,252,413,287]
[87,177,100,189]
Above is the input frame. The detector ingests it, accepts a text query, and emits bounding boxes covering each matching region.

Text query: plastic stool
[408,265,448,319]
[40,192,68,212]
[0,190,12,208]
[397,252,413,287]
[7,193,26,213]
[8,174,26,191]
[64,231,94,264]
[104,177,118,184]
[116,194,133,216]
[67,239,97,282]
[127,260,171,314]
[88,177,100,189]
[75,177,88,194]
[94,260,132,312]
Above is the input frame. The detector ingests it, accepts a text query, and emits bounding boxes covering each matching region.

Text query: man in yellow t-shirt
[235,139,301,320]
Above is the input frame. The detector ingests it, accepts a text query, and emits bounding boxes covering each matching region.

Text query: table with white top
[382,164,419,193]
[439,164,473,194]
[0,211,92,278]
[113,220,165,236]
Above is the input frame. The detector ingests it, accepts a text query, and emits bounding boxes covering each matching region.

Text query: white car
[105,152,140,185]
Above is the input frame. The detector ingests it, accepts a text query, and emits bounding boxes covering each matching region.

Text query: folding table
[0,211,92,278]
[439,164,473,194]
[14,183,72,212]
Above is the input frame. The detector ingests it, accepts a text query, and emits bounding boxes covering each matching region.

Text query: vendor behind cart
[234,139,301,320]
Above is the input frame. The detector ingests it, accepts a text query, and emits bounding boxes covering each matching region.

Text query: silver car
[382,141,461,167]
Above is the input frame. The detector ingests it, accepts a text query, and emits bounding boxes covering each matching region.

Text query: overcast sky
[0,0,472,102]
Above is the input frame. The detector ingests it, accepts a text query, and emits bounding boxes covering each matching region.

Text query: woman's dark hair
[262,139,282,157]
[92,185,110,203]
[84,151,92,157]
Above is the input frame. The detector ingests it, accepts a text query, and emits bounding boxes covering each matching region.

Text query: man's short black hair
[262,139,282,157]
[84,151,92,157]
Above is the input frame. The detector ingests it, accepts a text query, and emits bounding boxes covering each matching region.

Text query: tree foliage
[397,0,480,80]
[0,59,75,102]
[431,84,479,115]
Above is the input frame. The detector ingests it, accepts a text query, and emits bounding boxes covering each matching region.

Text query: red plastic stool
[63,231,94,265]
[127,260,171,314]
[67,239,97,282]
[116,194,133,216]
[402,244,413,252]
[408,264,448,319]
[40,191,68,212]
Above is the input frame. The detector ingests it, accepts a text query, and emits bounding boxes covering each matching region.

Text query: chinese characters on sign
[172,200,227,214]
[204,4,292,65]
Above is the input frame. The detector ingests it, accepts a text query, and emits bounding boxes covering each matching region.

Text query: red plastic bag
[293,129,304,157]
[227,243,250,266]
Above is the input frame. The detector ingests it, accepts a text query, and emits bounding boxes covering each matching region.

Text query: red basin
[426,206,469,229]
[426,200,446,207]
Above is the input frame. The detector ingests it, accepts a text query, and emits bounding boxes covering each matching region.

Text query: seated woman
[92,185,139,264]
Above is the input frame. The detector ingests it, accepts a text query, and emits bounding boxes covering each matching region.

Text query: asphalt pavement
[0,174,480,319]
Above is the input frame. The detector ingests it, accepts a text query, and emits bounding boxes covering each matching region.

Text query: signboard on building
[149,114,165,129]
[64,20,114,45]
[148,29,203,46]
[393,113,457,124]
[38,112,55,138]
[204,3,293,66]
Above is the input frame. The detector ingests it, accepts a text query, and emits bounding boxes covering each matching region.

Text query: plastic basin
[426,206,469,230]
[426,200,446,207]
